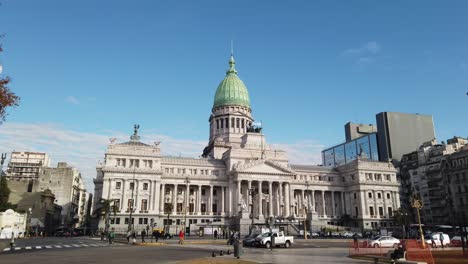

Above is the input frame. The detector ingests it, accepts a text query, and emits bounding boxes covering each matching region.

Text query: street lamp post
[411,194,425,248]
[26,208,32,237]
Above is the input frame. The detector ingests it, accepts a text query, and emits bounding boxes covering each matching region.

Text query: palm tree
[97,199,117,235]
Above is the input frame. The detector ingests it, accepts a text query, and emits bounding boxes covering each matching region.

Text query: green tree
[0,37,20,123]
[0,176,14,211]
[96,199,117,234]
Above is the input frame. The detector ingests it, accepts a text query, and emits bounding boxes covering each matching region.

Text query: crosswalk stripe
[64,245,72,248]
[72,244,81,247]
[3,248,11,251]
[54,245,62,248]
[90,244,99,247]
[25,246,32,250]
[81,244,89,247]
[35,246,42,249]
[15,247,22,250]
[45,246,53,249]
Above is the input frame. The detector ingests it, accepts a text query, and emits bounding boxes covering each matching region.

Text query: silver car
[369,236,400,248]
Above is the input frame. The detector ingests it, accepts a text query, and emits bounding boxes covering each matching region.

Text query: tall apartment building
[399,137,468,225]
[6,152,50,181]
[36,162,89,228]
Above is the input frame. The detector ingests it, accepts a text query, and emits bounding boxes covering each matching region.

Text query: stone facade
[37,162,89,228]
[6,152,50,181]
[93,55,400,235]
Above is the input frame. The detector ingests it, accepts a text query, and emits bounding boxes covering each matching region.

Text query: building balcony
[139,210,148,214]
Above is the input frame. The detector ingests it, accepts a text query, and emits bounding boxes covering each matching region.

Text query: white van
[424,233,450,247]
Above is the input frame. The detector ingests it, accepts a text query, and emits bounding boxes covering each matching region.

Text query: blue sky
[0,0,467,189]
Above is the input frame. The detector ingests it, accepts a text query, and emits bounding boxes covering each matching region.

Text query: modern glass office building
[322,133,379,167]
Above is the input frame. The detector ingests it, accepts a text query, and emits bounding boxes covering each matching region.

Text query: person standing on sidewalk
[178,230,185,244]
[141,230,146,243]
[108,228,115,244]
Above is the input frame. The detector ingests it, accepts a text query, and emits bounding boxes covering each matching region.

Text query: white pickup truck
[254,231,294,249]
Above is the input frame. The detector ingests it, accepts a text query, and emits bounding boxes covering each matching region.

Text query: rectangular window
[353,193,357,199]
[116,182,121,190]
[216,119,219,129]
[378,193,382,199]
[144,218,148,224]
[236,118,239,128]
[202,189,206,196]
[115,218,121,224]
[220,119,224,128]
[143,183,149,190]
[369,206,374,216]
[110,218,115,224]
[178,188,182,194]
[388,207,393,217]
[378,207,383,216]
[241,119,244,129]
[139,218,143,224]
[387,193,390,199]
[190,189,194,195]
[148,160,152,168]
[121,159,126,167]
[231,117,235,128]
[130,182,134,190]
[165,187,170,194]
[114,199,120,209]
[213,189,217,196]
[125,218,129,224]
[368,192,372,198]
[141,199,148,211]
[201,204,206,212]
[225,118,229,128]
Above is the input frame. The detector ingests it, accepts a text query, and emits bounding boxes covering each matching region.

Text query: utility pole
[411,194,425,248]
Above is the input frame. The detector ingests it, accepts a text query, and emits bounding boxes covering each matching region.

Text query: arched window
[231,117,235,128]
[216,119,219,130]
[236,118,240,128]
[220,119,224,128]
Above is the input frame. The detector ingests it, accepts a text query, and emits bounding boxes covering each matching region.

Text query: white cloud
[66,96,80,105]
[343,41,381,56]
[0,123,325,193]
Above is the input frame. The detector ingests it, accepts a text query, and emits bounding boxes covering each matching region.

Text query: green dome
[213,56,251,109]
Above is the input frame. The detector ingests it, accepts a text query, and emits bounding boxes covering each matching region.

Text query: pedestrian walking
[154,230,160,242]
[439,234,444,249]
[108,228,115,244]
[178,230,185,244]
[141,230,146,243]
[431,236,436,248]
[126,230,132,243]
[353,233,359,252]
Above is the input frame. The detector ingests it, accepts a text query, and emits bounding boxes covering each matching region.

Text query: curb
[137,242,167,246]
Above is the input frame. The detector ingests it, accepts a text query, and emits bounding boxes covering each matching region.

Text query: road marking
[63,245,72,248]
[35,246,42,249]
[54,245,62,248]
[3,248,11,251]
[45,246,53,249]
[15,247,22,250]
[81,244,89,247]
[90,244,100,247]
[72,244,81,247]
[25,246,32,250]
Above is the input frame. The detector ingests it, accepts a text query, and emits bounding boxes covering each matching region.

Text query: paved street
[1,236,120,254]
[0,237,368,264]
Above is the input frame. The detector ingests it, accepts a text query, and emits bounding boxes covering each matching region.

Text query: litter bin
[233,239,243,259]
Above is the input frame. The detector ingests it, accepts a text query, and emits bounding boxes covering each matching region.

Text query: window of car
[262,233,271,237]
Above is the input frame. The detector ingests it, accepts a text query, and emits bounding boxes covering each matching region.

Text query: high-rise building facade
[6,152,50,181]
[94,55,400,235]
[376,112,436,162]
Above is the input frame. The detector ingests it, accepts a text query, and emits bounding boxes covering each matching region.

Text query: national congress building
[94,55,400,235]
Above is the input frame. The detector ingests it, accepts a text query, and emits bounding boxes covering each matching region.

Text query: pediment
[233,159,295,175]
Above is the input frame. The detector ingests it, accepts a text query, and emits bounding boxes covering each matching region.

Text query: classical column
[395,191,401,209]
[121,180,126,211]
[383,191,388,218]
[159,184,165,214]
[209,185,213,215]
[228,181,232,216]
[154,181,161,213]
[221,186,225,215]
[258,181,263,218]
[276,183,280,216]
[247,180,252,212]
[373,190,377,217]
[331,191,336,217]
[237,181,241,215]
[173,184,178,214]
[285,183,290,216]
[363,190,369,215]
[268,181,273,217]
[278,183,283,216]
[311,190,315,213]
[301,189,305,216]
[321,191,326,216]
[198,185,202,215]
[341,191,346,215]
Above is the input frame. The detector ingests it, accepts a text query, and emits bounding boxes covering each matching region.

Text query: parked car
[243,233,260,247]
[369,236,400,248]
[354,232,363,238]
[331,232,340,237]
[310,232,320,237]
[255,231,294,249]
[450,236,462,247]
[424,233,450,247]
[341,231,354,238]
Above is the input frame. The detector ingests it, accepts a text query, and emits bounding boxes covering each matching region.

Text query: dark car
[243,233,260,247]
